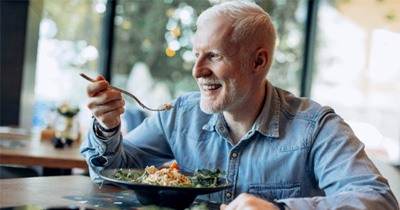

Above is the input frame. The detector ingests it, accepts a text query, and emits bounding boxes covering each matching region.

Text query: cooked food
[162,103,174,110]
[143,165,191,186]
[113,162,226,188]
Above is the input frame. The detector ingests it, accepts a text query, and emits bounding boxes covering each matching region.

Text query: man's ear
[253,48,268,72]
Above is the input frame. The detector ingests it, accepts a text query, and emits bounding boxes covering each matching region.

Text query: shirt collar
[203,113,219,131]
[253,81,280,138]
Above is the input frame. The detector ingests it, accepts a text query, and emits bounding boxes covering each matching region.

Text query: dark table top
[0,175,221,210]
[0,175,122,209]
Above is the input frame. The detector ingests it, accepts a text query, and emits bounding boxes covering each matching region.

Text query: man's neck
[223,85,267,145]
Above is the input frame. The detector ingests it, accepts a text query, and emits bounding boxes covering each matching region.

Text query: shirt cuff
[93,118,120,140]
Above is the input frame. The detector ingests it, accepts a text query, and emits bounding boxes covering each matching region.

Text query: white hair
[197,1,276,72]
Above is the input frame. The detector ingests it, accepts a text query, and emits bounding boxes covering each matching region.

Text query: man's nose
[192,56,210,78]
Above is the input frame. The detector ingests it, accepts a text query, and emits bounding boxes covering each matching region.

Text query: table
[0,176,221,210]
[0,131,88,171]
[0,175,123,209]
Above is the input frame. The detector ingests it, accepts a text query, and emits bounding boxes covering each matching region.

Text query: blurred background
[1,0,399,164]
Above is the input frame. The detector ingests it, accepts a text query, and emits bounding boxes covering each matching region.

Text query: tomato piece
[169,161,179,170]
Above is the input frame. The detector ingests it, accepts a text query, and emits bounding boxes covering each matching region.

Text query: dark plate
[99,168,232,209]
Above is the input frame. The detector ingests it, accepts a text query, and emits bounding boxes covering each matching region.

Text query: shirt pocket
[181,129,214,141]
[248,183,301,201]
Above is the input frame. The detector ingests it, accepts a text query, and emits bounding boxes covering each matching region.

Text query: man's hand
[86,75,125,131]
[220,193,280,210]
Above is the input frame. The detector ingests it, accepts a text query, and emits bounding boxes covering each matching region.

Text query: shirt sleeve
[80,119,123,181]
[80,112,175,182]
[280,109,399,209]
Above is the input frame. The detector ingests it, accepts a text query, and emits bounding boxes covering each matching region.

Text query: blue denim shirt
[81,81,398,209]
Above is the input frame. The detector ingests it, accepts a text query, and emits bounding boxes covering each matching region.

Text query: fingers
[91,102,125,126]
[220,194,252,210]
[88,95,125,129]
[220,204,227,210]
[220,193,278,210]
[86,76,108,97]
[88,88,124,111]
[85,75,125,129]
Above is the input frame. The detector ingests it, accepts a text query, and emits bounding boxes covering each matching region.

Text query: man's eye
[210,52,220,58]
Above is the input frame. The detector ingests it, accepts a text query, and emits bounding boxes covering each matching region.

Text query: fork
[79,73,173,112]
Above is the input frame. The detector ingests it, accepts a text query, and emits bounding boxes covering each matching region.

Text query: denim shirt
[81,81,398,210]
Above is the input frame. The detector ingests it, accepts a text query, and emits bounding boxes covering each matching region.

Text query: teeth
[203,85,220,90]
[198,77,221,84]
[198,78,222,91]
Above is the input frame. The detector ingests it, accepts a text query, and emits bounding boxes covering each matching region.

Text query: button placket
[225,151,238,202]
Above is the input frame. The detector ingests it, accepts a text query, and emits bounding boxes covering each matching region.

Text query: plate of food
[99,162,232,209]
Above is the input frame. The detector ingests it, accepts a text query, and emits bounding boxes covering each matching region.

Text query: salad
[113,162,227,188]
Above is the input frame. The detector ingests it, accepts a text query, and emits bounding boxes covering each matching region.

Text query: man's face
[192,19,253,114]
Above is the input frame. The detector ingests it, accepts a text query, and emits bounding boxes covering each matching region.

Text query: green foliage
[56,104,79,118]
[191,168,227,188]
[112,0,211,97]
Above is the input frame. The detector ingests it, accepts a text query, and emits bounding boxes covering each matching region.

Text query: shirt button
[226,192,232,198]
[231,152,238,158]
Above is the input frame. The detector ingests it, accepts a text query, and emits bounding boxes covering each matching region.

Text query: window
[29,0,106,135]
[312,0,400,163]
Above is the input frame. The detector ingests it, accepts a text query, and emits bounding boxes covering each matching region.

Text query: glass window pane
[264,0,307,95]
[32,0,105,135]
[312,0,400,163]
[111,0,306,132]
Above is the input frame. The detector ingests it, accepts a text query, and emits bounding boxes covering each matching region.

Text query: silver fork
[80,73,174,112]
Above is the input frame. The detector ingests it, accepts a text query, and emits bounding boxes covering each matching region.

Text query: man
[81,1,398,209]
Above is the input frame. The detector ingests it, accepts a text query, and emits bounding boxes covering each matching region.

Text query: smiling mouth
[198,78,222,91]
[201,84,222,91]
